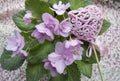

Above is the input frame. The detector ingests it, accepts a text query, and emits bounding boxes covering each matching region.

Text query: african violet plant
[0,0,110,81]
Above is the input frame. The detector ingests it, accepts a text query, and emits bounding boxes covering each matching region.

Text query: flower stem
[63,14,66,19]
[69,35,72,40]
[92,45,104,81]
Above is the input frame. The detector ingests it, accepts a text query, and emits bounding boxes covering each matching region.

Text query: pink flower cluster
[43,39,83,76]
[31,13,72,43]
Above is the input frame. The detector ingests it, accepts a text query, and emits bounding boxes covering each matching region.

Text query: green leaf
[67,63,81,81]
[82,41,100,64]
[28,41,54,64]
[25,0,53,18]
[54,35,66,42]
[69,0,92,9]
[27,39,40,50]
[24,39,40,52]
[12,10,36,32]
[55,12,68,21]
[48,0,69,5]
[21,31,32,42]
[75,61,92,78]
[26,62,49,81]
[0,49,25,71]
[49,74,68,81]
[90,49,100,64]
[21,31,40,51]
[27,35,66,64]
[99,20,111,35]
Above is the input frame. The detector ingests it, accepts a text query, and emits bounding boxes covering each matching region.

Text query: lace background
[0,0,120,81]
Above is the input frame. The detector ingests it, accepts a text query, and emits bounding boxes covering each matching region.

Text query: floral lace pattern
[0,0,120,81]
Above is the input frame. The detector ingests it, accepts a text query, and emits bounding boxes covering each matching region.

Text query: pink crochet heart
[68,5,103,42]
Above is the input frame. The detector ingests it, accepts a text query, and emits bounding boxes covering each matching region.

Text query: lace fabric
[0,0,120,81]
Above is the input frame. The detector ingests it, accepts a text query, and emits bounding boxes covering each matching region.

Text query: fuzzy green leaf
[75,61,92,78]
[48,0,69,5]
[0,49,25,71]
[26,62,49,81]
[25,0,53,18]
[49,74,68,81]
[55,12,68,21]
[69,0,92,9]
[99,20,111,35]
[12,10,36,32]
[21,31,40,51]
[67,63,81,81]
[28,41,54,64]
[21,31,32,42]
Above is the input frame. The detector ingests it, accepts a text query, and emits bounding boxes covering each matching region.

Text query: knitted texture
[68,5,103,42]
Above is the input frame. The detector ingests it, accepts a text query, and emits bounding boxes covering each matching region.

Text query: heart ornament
[68,5,103,42]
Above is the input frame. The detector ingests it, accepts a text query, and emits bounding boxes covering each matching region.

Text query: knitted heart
[68,5,103,42]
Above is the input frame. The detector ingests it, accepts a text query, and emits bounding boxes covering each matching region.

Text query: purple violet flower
[18,50,28,59]
[46,42,74,74]
[54,42,74,66]
[43,40,83,75]
[65,39,84,60]
[65,39,83,48]
[43,59,58,77]
[5,30,27,59]
[50,1,71,15]
[72,46,83,60]
[48,52,68,74]
[31,23,54,43]
[55,19,72,37]
[23,11,32,25]
[42,13,59,33]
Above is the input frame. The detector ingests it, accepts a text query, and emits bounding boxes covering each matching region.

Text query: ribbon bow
[86,39,108,58]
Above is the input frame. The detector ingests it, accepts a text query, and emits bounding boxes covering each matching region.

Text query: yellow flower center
[63,55,66,60]
[74,49,78,55]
